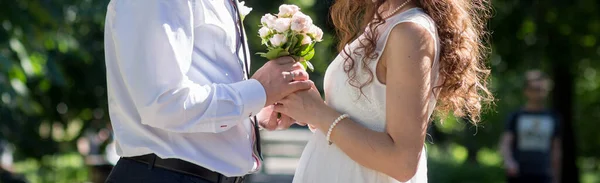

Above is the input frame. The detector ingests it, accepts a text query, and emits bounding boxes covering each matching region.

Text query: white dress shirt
[104,0,266,176]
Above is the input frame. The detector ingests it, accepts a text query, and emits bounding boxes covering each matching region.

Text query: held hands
[256,105,297,131]
[253,56,312,130]
[273,83,327,127]
[251,57,312,106]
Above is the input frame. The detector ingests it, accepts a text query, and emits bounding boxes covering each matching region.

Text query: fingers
[273,104,286,114]
[288,80,313,92]
[296,122,307,126]
[282,72,293,82]
[292,62,304,71]
[263,110,278,131]
[277,114,295,130]
[308,124,317,132]
[278,60,305,72]
[273,56,295,65]
[282,70,309,82]
[292,70,309,81]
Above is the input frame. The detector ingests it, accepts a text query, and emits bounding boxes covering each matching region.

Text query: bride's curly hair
[330,0,493,123]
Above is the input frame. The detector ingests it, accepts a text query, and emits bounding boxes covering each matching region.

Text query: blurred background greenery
[1,0,599,183]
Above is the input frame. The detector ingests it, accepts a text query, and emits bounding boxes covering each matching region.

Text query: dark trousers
[106,158,212,183]
[507,175,551,183]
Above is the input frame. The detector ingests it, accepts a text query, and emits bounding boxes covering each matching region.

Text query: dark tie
[228,0,264,163]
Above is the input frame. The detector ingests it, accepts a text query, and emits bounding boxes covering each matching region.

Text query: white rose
[259,27,271,39]
[270,34,288,47]
[238,1,253,19]
[261,14,277,28]
[278,4,300,18]
[291,12,313,33]
[309,25,324,42]
[273,18,291,33]
[301,34,312,45]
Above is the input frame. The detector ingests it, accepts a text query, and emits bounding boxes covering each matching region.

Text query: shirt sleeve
[107,0,266,133]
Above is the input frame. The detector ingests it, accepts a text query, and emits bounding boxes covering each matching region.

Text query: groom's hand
[252,56,311,106]
[257,105,296,131]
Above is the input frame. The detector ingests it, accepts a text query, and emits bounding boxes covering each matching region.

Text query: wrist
[315,106,342,131]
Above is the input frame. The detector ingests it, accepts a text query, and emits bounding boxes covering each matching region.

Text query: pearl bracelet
[326,114,349,145]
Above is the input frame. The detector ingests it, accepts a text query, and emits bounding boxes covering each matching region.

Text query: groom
[103,0,311,183]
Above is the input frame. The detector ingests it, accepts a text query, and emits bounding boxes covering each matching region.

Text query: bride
[270,0,493,182]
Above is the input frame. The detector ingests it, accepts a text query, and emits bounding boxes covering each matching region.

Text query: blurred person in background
[0,140,27,183]
[500,70,562,183]
[77,122,116,183]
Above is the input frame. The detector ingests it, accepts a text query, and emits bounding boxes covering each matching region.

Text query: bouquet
[257,4,324,71]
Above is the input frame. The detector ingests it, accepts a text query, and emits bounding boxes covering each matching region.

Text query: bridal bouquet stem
[257,4,323,71]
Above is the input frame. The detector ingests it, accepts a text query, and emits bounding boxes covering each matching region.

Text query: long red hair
[330,0,493,123]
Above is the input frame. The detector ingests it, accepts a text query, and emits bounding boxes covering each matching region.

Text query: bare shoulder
[386,22,435,55]
[381,21,436,72]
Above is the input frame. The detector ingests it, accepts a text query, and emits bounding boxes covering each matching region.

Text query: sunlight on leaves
[477,148,502,166]
[449,143,468,164]
[29,52,47,76]
[39,121,51,139]
[436,115,465,134]
[10,78,28,96]
[9,38,35,76]
[51,123,65,142]
[581,35,597,47]
[66,119,83,141]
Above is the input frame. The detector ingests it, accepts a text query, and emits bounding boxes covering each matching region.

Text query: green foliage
[1,0,599,182]
[1,0,111,158]
[13,153,88,183]
[427,145,505,183]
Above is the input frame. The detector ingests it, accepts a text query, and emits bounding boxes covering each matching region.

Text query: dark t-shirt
[505,109,561,177]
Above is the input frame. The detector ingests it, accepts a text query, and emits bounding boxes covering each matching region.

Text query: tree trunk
[550,30,580,183]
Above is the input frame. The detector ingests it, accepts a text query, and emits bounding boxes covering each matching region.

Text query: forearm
[313,108,421,181]
[552,144,562,181]
[499,135,516,166]
[552,157,561,182]
[500,146,515,165]
[137,79,266,133]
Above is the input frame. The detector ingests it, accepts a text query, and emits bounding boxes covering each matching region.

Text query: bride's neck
[379,0,416,17]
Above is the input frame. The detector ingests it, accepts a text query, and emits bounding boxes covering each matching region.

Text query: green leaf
[295,34,305,48]
[300,61,308,70]
[277,51,291,57]
[264,47,285,60]
[286,34,299,51]
[300,43,315,57]
[305,61,315,72]
[302,48,315,61]
[256,52,267,58]
[294,44,310,56]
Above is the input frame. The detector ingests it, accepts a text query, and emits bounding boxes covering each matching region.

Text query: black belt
[125,154,245,183]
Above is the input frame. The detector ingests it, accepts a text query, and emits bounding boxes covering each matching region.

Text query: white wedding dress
[293,8,439,183]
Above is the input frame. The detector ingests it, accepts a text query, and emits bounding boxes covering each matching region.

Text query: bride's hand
[273,86,327,125]
[257,105,297,131]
